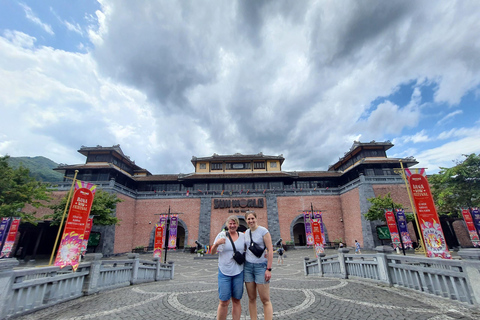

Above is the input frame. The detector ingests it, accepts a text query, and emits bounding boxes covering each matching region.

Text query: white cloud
[437,110,463,125]
[19,3,54,35]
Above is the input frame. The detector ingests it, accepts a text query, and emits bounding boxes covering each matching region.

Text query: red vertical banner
[406,168,451,259]
[153,224,164,258]
[311,220,324,257]
[0,217,21,258]
[461,209,480,247]
[80,216,94,255]
[54,181,96,270]
[384,210,401,249]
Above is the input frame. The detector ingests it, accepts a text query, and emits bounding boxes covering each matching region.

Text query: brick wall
[340,189,362,247]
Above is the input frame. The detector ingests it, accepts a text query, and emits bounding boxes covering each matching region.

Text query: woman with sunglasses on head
[211,215,245,320]
[244,211,274,320]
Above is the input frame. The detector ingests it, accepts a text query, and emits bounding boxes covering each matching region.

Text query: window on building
[211,163,222,170]
[226,162,251,170]
[199,163,206,169]
[254,162,265,169]
[270,162,277,168]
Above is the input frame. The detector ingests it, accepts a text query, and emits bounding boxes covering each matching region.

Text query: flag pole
[49,170,78,265]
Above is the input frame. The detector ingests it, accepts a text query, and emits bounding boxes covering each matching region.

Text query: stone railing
[0,253,174,319]
[304,247,480,306]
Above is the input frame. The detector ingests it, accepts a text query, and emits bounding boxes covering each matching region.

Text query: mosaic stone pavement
[16,250,480,320]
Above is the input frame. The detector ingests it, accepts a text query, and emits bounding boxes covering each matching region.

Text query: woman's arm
[210,237,226,255]
[263,231,274,280]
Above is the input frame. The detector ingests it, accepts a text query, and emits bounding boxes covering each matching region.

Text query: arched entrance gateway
[290,215,329,247]
[149,219,188,249]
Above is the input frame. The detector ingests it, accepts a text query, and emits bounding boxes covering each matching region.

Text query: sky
[0,0,479,175]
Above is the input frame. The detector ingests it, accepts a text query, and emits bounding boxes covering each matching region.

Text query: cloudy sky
[0,0,479,175]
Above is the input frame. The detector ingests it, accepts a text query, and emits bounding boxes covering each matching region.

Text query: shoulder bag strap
[227,232,238,253]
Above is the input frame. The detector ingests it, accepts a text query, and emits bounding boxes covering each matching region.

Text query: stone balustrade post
[128,253,140,284]
[337,248,350,279]
[153,257,161,281]
[458,248,480,306]
[374,245,394,285]
[303,257,309,276]
[168,261,175,280]
[83,253,103,295]
[0,258,19,319]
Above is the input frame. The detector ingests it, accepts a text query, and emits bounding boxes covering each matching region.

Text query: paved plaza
[15,249,480,320]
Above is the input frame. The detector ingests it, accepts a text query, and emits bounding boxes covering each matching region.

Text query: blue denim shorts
[244,261,269,284]
[218,269,244,301]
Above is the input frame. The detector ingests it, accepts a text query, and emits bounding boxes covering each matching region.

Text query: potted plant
[132,245,145,253]
[285,241,295,251]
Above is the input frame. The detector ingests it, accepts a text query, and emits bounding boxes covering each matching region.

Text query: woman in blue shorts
[244,211,274,320]
[211,215,245,320]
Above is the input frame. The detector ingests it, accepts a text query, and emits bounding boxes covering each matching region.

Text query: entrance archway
[149,219,188,249]
[291,215,306,246]
[238,217,247,233]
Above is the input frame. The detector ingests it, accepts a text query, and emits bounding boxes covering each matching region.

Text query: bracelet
[266,268,272,272]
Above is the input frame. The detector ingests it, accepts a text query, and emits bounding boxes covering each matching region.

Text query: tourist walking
[355,240,362,254]
[244,211,274,320]
[211,215,246,320]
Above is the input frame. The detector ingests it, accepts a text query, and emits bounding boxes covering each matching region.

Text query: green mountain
[7,156,64,182]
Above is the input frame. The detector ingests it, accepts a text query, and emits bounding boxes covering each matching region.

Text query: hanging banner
[470,208,480,238]
[304,211,314,245]
[153,224,164,258]
[385,210,401,249]
[0,217,11,252]
[395,209,413,249]
[405,168,451,259]
[463,208,480,247]
[0,217,20,258]
[168,214,178,249]
[313,211,325,244]
[80,216,94,255]
[312,219,324,257]
[54,181,96,271]
[159,215,168,240]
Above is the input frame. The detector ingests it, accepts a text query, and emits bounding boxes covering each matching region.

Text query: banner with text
[153,224,164,258]
[313,211,325,244]
[54,181,96,271]
[304,211,314,245]
[0,217,20,258]
[80,216,94,255]
[462,209,480,247]
[470,208,480,238]
[396,209,413,249]
[168,214,178,249]
[385,210,401,249]
[0,217,11,252]
[312,220,324,257]
[406,168,451,259]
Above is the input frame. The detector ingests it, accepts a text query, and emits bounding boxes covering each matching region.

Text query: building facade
[50,141,417,255]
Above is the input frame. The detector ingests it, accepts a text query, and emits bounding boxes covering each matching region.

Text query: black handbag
[227,232,245,265]
[248,230,265,258]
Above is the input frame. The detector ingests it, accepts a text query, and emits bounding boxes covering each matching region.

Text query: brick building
[42,140,418,256]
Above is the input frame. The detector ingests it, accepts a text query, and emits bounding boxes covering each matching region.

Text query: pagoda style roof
[191,152,285,167]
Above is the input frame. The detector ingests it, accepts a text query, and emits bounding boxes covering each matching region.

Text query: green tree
[46,189,122,226]
[0,155,52,223]
[429,153,480,217]
[364,193,405,222]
